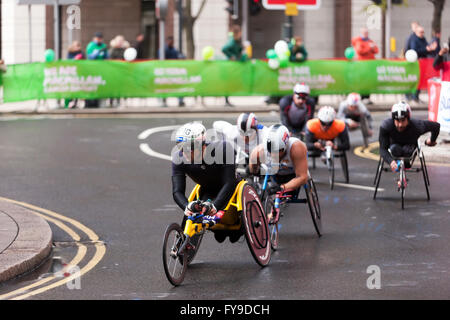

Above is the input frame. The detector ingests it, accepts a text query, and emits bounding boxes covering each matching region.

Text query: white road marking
[138,125,180,162]
[333,182,384,192]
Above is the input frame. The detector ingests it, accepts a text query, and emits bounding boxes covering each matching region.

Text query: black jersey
[171,141,238,211]
[379,118,440,164]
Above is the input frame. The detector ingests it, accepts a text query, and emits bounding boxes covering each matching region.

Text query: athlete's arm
[335,126,350,151]
[249,144,264,174]
[281,141,309,191]
[172,163,189,210]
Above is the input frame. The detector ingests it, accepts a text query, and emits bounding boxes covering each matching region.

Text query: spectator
[352,27,379,104]
[133,33,146,59]
[67,40,85,60]
[65,41,85,109]
[408,26,438,103]
[109,35,129,60]
[85,32,108,108]
[428,31,441,58]
[433,37,450,81]
[409,26,437,58]
[404,21,420,56]
[86,32,108,60]
[352,27,379,60]
[289,36,308,63]
[162,36,185,107]
[0,59,6,73]
[222,25,247,107]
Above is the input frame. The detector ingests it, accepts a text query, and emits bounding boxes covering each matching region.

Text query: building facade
[1,0,449,64]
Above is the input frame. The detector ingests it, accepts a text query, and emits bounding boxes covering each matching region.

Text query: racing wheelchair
[162,180,271,286]
[309,145,349,190]
[373,143,430,210]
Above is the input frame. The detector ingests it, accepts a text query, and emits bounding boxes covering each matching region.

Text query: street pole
[54,0,60,60]
[385,0,391,59]
[242,0,248,43]
[178,0,183,53]
[28,5,32,62]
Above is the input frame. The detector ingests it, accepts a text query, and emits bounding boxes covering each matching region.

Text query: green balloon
[45,49,55,62]
[202,46,214,60]
[266,49,277,59]
[345,47,355,60]
[279,56,289,68]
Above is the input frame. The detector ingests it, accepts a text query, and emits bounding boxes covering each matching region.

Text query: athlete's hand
[201,200,217,216]
[184,200,202,216]
[425,138,437,147]
[314,142,325,151]
[390,160,398,172]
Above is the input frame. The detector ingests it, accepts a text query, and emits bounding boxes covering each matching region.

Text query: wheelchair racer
[279,83,316,139]
[305,106,350,158]
[171,122,242,243]
[213,113,267,172]
[337,92,373,136]
[379,101,440,172]
[249,124,309,196]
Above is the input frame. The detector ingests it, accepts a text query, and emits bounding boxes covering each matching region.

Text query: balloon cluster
[266,40,290,69]
[124,47,137,61]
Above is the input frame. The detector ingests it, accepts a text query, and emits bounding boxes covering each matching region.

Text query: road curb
[0,199,52,283]
[0,105,429,117]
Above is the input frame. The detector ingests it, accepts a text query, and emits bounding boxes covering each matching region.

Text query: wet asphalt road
[0,111,449,300]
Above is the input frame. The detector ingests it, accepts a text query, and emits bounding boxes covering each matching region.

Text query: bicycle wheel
[305,178,322,237]
[162,223,188,286]
[400,169,406,210]
[264,194,279,250]
[420,155,430,200]
[241,184,271,267]
[340,152,349,183]
[373,158,383,199]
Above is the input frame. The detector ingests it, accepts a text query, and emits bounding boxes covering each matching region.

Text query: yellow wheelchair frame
[184,180,247,237]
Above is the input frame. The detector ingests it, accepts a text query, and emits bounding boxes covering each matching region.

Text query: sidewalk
[0,93,430,115]
[0,199,52,284]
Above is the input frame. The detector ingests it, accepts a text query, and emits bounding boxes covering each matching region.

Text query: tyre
[162,223,188,286]
[360,116,370,148]
[305,178,322,237]
[264,195,279,250]
[400,168,406,210]
[340,153,349,183]
[241,184,271,267]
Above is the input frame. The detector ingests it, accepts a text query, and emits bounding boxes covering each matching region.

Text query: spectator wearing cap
[86,32,108,60]
[279,83,316,139]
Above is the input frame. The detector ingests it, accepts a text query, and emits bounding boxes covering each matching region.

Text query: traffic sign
[262,0,321,10]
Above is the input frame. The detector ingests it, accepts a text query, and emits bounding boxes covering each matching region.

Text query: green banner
[1,59,419,102]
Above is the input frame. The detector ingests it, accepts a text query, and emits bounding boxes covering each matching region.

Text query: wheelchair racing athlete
[305,106,350,158]
[337,92,373,136]
[379,101,440,172]
[213,112,268,172]
[171,122,243,243]
[248,124,309,198]
[279,83,316,139]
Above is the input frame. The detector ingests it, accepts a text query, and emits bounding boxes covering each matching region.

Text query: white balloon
[274,40,289,56]
[124,47,138,61]
[268,58,280,70]
[405,49,418,62]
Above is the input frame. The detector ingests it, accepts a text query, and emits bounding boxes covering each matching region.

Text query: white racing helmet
[318,106,336,126]
[391,101,411,120]
[293,82,310,95]
[237,112,258,137]
[263,124,290,154]
[175,122,206,150]
[346,92,361,106]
